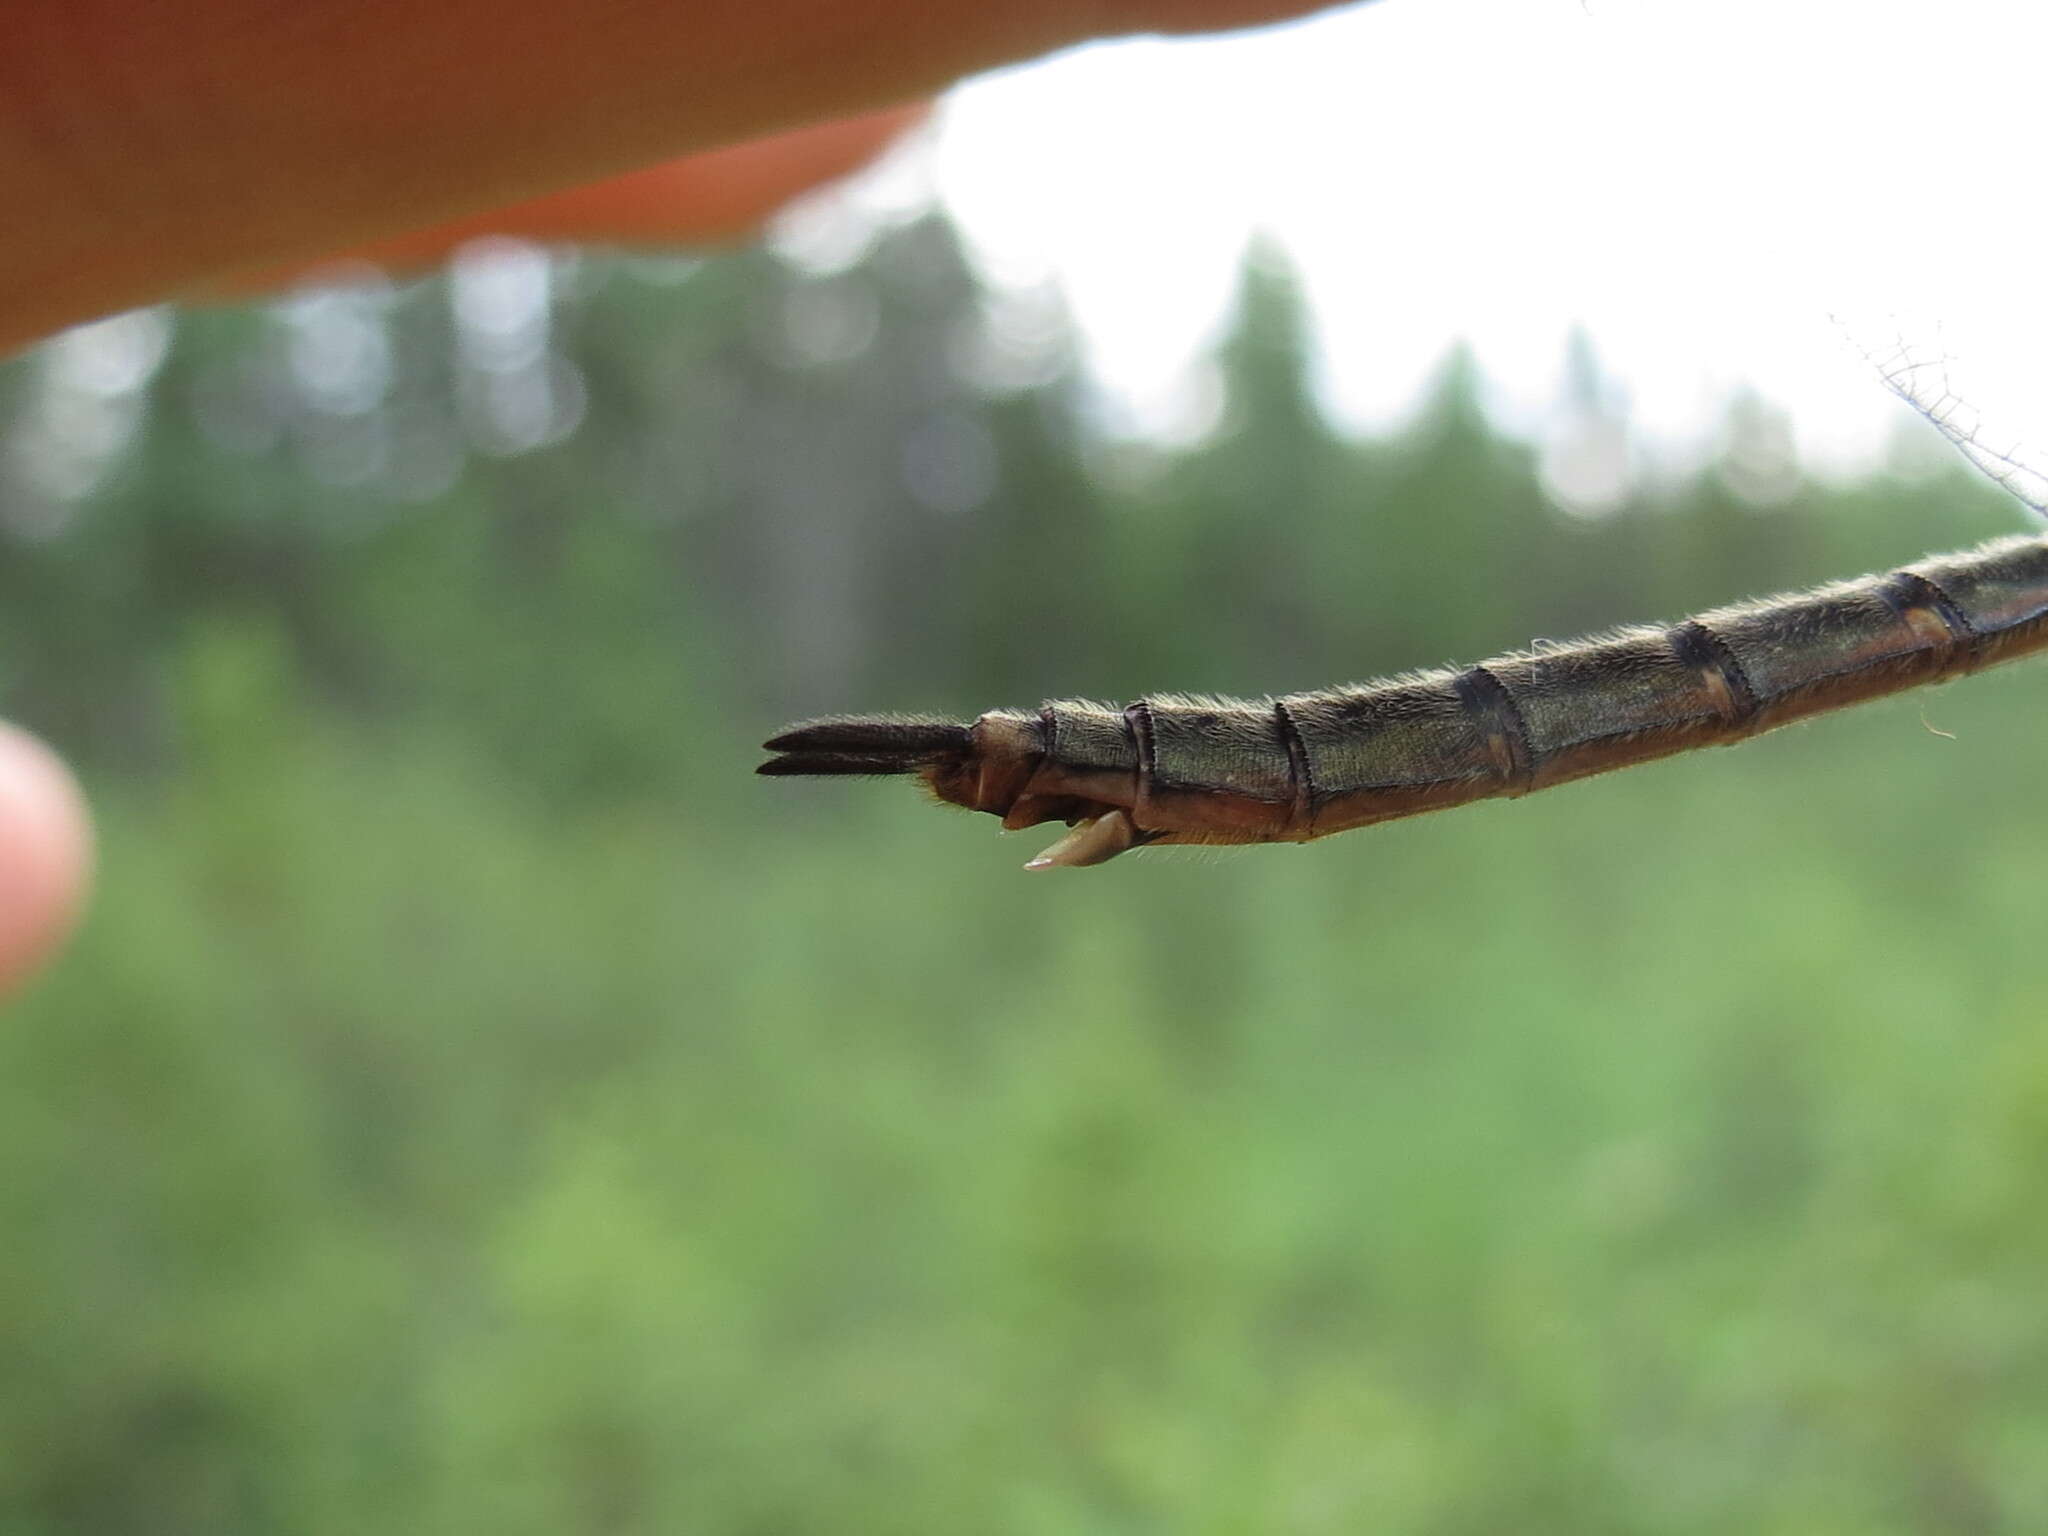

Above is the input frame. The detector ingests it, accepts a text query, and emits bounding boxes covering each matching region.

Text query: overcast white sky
[804,0,2048,502]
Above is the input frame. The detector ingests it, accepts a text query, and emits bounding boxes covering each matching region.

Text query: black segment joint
[1272,698,1315,831]
[1123,698,1157,790]
[1453,665,1535,792]
[1876,569,1979,665]
[1667,620,1760,727]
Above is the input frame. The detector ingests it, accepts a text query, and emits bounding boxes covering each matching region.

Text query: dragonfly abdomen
[760,533,2048,869]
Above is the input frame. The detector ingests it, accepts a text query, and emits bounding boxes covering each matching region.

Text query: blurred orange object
[213,104,927,294]
[3,2,1337,347]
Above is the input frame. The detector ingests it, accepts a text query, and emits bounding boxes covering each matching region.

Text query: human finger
[0,724,93,1002]
[209,104,928,294]
[0,0,1346,348]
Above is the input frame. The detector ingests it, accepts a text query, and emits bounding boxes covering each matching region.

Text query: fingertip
[0,723,93,1000]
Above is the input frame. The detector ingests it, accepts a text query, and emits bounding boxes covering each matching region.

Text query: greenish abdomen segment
[1135,698,1299,837]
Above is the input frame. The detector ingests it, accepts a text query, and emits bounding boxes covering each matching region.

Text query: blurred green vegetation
[4,213,2047,1533]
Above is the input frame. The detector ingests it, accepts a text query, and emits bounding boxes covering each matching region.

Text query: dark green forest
[6,210,2047,1533]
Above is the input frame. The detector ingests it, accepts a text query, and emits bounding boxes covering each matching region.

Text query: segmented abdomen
[1032,533,2048,843]
[759,534,2048,866]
